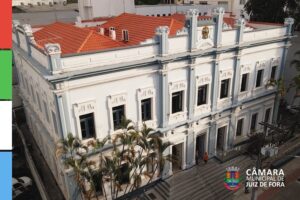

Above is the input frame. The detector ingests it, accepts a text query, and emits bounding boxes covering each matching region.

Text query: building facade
[12,8,294,199]
[78,0,248,20]
[12,0,66,6]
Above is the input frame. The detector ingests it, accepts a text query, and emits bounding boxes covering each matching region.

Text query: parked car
[12,177,32,199]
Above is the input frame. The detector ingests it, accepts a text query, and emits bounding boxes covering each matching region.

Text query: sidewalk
[233,135,300,200]
[18,123,65,200]
[258,158,300,200]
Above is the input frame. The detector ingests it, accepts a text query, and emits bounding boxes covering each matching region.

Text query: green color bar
[0,50,12,100]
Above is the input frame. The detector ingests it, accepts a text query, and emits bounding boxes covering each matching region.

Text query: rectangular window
[113,105,125,130]
[197,84,208,106]
[220,79,230,99]
[240,73,248,92]
[256,69,264,87]
[236,118,244,137]
[43,100,50,122]
[52,111,59,135]
[199,1,208,4]
[264,108,271,122]
[270,66,277,80]
[80,113,95,139]
[141,98,152,121]
[172,91,183,113]
[250,113,258,131]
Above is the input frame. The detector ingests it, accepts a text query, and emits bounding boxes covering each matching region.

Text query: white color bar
[0,101,12,150]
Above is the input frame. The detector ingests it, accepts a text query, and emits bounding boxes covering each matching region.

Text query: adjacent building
[78,0,248,20]
[12,7,294,199]
[13,0,66,6]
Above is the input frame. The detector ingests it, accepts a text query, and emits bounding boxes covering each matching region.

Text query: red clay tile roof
[99,13,184,45]
[33,22,124,55]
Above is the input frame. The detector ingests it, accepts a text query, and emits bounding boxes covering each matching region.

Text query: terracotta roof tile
[99,13,184,45]
[33,22,123,55]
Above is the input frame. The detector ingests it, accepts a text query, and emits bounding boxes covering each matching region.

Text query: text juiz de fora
[245,168,285,188]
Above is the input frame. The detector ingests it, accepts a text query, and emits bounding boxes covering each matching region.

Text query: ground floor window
[112,105,125,130]
[80,113,95,139]
[236,118,244,137]
[217,126,226,151]
[250,113,258,132]
[141,98,152,121]
[264,108,271,123]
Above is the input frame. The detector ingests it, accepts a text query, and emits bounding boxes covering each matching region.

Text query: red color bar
[0,0,12,48]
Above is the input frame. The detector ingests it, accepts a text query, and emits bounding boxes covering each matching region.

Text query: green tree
[289,51,300,103]
[245,0,299,27]
[57,121,173,199]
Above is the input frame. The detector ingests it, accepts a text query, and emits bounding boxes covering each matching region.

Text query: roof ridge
[77,30,94,53]
[170,18,175,30]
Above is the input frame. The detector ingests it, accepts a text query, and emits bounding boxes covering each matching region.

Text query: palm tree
[56,121,175,199]
[56,134,109,200]
[56,134,90,199]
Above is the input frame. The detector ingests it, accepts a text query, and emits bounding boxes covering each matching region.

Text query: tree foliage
[56,120,173,200]
[245,0,300,28]
[288,51,300,103]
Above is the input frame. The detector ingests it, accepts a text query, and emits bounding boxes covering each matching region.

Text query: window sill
[194,104,211,115]
[169,111,187,124]
[217,97,232,108]
[139,119,157,129]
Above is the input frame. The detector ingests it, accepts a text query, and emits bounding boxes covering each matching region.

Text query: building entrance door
[195,134,206,164]
[172,143,183,173]
[217,126,226,152]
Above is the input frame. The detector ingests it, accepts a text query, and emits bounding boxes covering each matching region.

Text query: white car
[12,177,32,199]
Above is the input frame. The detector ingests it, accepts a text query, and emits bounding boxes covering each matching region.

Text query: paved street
[19,123,65,200]
[258,158,300,200]
[13,127,42,200]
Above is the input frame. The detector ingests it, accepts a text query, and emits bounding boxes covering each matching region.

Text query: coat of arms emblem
[224,166,241,190]
[202,26,209,39]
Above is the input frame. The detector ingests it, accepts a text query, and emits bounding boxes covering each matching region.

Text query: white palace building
[12,7,294,199]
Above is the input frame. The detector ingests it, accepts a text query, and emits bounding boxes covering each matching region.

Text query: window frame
[255,69,264,88]
[270,66,277,80]
[220,78,230,99]
[141,98,152,122]
[236,118,244,137]
[172,91,184,114]
[112,105,126,130]
[250,113,258,132]
[197,84,208,106]
[264,107,272,123]
[79,113,96,140]
[240,73,249,92]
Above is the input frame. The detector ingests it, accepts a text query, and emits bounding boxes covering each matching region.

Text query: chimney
[99,27,105,35]
[96,25,105,35]
[122,29,129,42]
[109,27,116,40]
